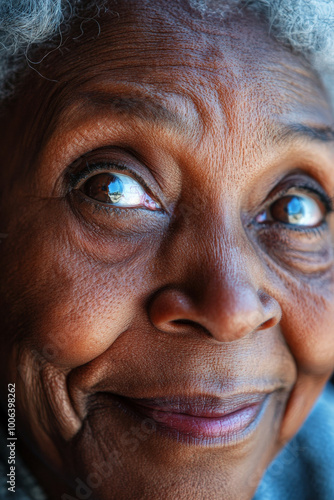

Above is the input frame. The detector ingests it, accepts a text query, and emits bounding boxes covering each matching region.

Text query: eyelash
[277,183,333,213]
[69,162,145,189]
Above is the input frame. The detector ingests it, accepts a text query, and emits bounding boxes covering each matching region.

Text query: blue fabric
[253,382,334,500]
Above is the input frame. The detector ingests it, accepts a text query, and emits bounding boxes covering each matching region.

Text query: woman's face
[0,1,334,498]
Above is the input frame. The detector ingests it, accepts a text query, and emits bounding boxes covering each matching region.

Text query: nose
[148,244,281,343]
[149,286,280,343]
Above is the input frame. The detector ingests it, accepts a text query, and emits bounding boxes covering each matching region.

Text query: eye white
[81,171,161,210]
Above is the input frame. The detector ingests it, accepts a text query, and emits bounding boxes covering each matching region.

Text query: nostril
[258,317,279,330]
[171,319,196,326]
[170,319,212,339]
[257,291,282,331]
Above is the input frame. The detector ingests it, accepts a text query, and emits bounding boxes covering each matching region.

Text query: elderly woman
[0,0,333,498]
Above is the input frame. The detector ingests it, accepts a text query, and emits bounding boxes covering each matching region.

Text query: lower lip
[125,397,268,442]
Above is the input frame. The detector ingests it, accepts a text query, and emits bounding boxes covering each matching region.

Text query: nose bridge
[190,229,265,331]
[186,214,260,290]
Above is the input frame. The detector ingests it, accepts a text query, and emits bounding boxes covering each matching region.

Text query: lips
[109,392,269,443]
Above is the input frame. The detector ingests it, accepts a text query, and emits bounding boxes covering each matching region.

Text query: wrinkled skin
[0,0,334,499]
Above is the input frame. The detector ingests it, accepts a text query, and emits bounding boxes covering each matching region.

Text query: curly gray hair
[0,0,333,105]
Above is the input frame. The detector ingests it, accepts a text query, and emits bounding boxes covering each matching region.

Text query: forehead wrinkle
[32,80,204,157]
[14,3,333,177]
[265,62,326,104]
[74,89,191,133]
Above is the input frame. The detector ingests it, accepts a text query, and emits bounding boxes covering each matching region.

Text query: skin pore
[0,0,334,498]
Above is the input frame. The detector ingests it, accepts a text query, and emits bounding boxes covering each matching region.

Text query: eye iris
[82,173,124,203]
[270,195,305,224]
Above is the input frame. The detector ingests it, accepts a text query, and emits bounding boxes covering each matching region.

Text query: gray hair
[0,0,334,105]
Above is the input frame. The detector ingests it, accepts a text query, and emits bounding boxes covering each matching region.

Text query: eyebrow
[55,89,334,149]
[74,89,190,132]
[276,123,334,145]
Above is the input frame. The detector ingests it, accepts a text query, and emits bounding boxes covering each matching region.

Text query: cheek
[28,272,136,368]
[0,204,156,368]
[258,231,334,376]
[275,278,334,443]
[279,279,334,376]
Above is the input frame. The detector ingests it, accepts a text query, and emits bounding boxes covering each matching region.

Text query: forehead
[34,0,330,136]
[63,5,324,88]
[13,0,332,173]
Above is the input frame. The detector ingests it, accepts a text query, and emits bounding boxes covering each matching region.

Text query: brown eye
[78,171,161,210]
[82,173,124,203]
[257,192,326,227]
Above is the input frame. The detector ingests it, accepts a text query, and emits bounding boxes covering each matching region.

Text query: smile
[104,392,271,445]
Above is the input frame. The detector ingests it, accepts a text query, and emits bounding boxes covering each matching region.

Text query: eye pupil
[82,173,124,203]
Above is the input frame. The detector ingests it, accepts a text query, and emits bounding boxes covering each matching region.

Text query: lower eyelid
[254,219,329,237]
[71,188,163,217]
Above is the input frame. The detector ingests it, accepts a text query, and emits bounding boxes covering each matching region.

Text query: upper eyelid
[69,162,140,187]
[263,180,333,213]
[69,161,160,197]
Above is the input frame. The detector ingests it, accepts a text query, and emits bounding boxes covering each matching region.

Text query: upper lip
[125,393,268,418]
